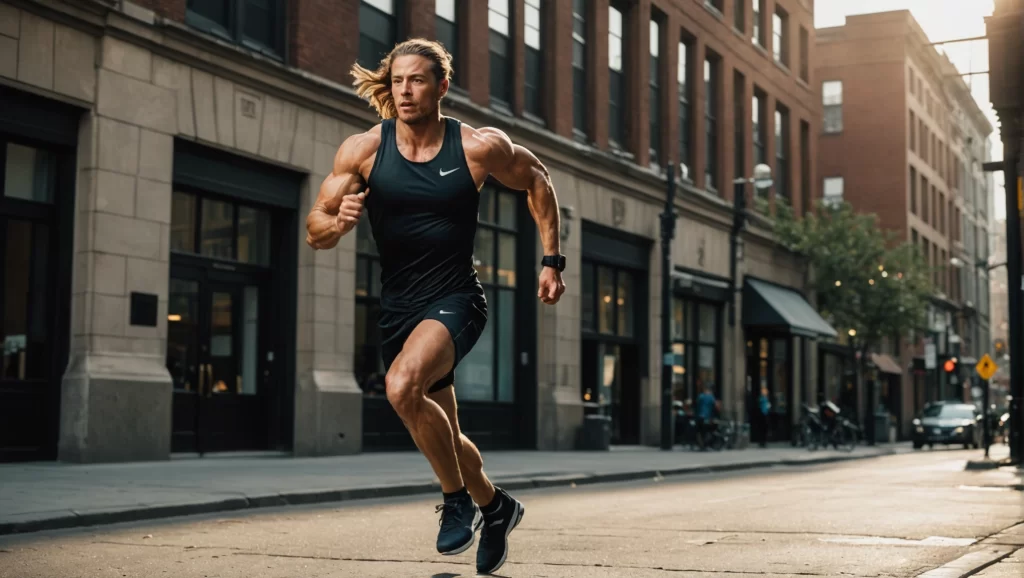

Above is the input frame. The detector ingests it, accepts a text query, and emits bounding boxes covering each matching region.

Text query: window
[354,221,385,395]
[800,120,810,213]
[608,3,626,147]
[186,0,284,60]
[678,39,692,174]
[358,0,397,69]
[436,0,459,84]
[582,262,637,337]
[799,26,808,82]
[912,228,918,246]
[910,166,918,214]
[921,176,929,224]
[170,192,271,266]
[705,0,724,12]
[671,299,723,404]
[572,0,588,136]
[775,105,789,199]
[488,0,512,106]
[822,80,842,133]
[649,18,662,165]
[733,0,745,31]
[939,193,945,234]
[4,143,56,204]
[752,0,764,46]
[772,7,788,66]
[460,183,520,402]
[908,67,915,96]
[823,177,843,207]
[752,88,766,190]
[524,0,544,119]
[909,110,916,151]
[704,55,719,190]
[734,71,745,180]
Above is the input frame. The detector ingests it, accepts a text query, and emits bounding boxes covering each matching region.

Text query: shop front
[578,221,650,446]
[669,270,727,419]
[166,141,303,455]
[0,86,78,462]
[742,278,837,442]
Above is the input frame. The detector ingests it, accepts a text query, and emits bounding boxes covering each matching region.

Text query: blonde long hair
[350,38,454,119]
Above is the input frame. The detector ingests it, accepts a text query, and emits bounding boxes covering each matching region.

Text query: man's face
[391,54,446,124]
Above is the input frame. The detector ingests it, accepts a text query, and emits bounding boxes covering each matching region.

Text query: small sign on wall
[130,292,158,327]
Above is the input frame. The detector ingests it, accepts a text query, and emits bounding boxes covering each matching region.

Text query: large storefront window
[670,298,722,405]
[355,183,519,403]
[581,259,643,444]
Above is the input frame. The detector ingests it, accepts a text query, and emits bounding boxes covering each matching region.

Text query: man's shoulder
[337,124,383,168]
[459,122,512,164]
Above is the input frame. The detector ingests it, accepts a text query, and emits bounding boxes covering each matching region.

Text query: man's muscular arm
[480,128,560,258]
[479,127,565,305]
[305,131,377,250]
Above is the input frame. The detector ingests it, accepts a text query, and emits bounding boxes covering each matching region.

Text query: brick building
[0,0,832,463]
[816,11,994,437]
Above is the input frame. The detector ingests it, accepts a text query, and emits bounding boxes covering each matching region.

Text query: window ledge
[753,42,770,58]
[522,111,547,128]
[774,59,791,74]
[703,2,724,21]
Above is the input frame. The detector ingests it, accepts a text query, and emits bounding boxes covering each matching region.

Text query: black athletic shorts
[379,290,488,393]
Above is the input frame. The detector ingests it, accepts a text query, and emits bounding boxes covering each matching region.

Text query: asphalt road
[1,448,1021,578]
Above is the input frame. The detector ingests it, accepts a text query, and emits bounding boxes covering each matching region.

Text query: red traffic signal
[943,359,957,373]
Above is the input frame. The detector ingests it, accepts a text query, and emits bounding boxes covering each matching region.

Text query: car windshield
[922,405,975,420]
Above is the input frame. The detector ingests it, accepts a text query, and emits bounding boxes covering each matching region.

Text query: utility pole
[984,0,1023,461]
[660,164,677,450]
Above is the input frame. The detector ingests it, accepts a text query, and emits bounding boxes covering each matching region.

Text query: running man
[305,38,566,575]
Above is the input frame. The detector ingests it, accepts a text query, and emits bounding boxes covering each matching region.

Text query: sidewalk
[0,443,910,536]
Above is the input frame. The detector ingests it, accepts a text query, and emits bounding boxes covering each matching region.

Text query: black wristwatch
[541,254,566,272]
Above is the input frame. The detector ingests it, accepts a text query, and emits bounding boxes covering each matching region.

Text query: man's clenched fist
[306,190,368,250]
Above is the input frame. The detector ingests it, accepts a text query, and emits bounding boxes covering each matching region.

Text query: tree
[771,200,934,354]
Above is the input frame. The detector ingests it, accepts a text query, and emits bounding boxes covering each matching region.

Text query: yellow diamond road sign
[975,354,998,381]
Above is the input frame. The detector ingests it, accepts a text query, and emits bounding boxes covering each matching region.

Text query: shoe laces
[435,501,462,530]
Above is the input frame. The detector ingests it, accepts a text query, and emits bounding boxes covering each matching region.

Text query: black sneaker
[476,488,525,575]
[435,495,482,555]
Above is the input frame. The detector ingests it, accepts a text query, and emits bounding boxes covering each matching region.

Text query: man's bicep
[315,134,372,212]
[492,144,544,191]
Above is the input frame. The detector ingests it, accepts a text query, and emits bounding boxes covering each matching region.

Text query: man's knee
[385,364,425,419]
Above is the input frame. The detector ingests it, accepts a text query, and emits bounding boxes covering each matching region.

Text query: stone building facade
[0,0,831,463]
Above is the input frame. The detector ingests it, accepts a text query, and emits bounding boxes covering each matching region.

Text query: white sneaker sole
[440,507,483,556]
[478,499,525,575]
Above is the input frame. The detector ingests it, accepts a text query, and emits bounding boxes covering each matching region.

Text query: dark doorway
[166,190,289,455]
[746,335,793,442]
[0,135,74,462]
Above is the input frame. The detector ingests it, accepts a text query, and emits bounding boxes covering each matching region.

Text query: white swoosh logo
[439,168,460,177]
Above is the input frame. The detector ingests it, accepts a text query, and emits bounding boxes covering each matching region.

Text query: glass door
[0,138,65,462]
[169,267,268,454]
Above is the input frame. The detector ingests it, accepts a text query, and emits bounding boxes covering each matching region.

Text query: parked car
[911,402,982,450]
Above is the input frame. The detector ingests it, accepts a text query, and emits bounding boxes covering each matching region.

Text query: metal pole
[729,179,746,326]
[1005,153,1022,462]
[660,164,677,450]
[982,377,991,459]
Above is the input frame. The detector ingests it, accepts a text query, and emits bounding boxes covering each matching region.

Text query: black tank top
[365,117,482,313]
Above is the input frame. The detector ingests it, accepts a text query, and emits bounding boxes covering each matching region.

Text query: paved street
[1,448,1021,577]
[0,443,909,535]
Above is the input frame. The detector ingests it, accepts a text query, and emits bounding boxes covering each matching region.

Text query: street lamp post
[730,164,774,327]
[660,163,684,450]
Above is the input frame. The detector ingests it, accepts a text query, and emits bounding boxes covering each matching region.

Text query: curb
[0,448,898,537]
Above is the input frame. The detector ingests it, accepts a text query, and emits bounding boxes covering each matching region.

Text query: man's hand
[306,190,368,250]
[538,266,565,305]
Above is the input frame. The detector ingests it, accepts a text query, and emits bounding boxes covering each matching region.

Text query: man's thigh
[389,319,457,391]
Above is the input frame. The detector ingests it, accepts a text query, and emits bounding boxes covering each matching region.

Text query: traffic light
[994,339,1006,356]
[943,358,958,373]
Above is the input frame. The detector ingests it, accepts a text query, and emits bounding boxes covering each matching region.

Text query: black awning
[742,278,838,338]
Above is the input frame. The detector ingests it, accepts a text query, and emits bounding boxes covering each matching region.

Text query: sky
[813,0,1005,221]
